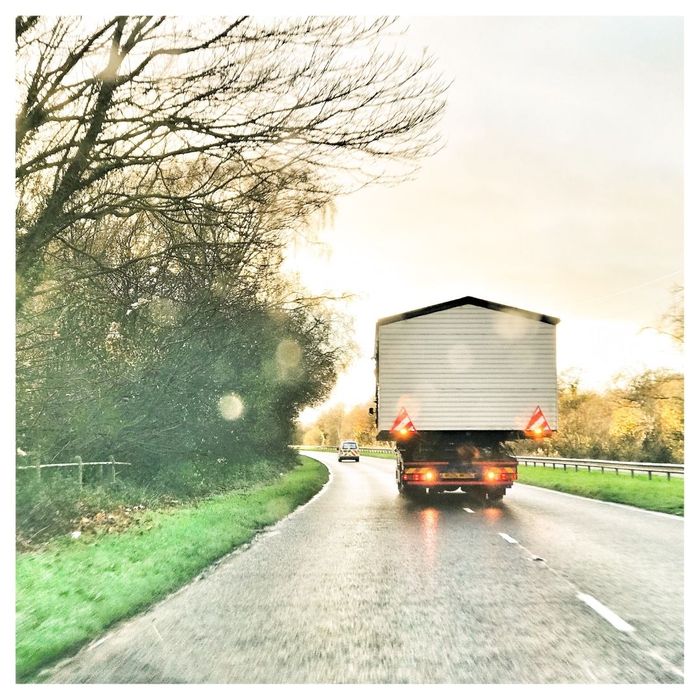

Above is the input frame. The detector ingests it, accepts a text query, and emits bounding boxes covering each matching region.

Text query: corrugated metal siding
[377,305,557,431]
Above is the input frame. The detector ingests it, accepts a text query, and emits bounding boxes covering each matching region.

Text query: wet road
[47,451,684,683]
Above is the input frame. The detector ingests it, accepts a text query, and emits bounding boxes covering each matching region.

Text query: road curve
[46,451,683,683]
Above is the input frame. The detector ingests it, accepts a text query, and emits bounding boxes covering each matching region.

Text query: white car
[337,440,360,462]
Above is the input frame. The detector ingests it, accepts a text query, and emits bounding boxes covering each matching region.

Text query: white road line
[151,622,165,643]
[494,523,680,678]
[644,649,685,680]
[576,592,635,633]
[463,507,474,513]
[86,635,109,651]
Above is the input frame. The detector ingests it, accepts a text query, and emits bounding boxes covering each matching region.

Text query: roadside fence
[16,456,132,489]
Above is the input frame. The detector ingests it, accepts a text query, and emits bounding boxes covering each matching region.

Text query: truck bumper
[400,477,514,488]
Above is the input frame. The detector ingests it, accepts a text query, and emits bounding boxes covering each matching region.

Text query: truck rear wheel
[487,488,505,502]
[398,482,419,497]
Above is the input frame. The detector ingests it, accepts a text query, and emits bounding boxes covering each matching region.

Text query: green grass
[517,466,683,515]
[16,456,328,681]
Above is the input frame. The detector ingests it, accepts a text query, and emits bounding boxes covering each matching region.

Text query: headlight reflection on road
[483,505,503,522]
[419,507,440,569]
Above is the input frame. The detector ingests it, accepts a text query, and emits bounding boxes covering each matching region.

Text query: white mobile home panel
[377,304,557,432]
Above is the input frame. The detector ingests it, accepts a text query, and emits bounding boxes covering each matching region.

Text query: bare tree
[15,16,445,467]
[657,284,684,345]
[16,16,446,294]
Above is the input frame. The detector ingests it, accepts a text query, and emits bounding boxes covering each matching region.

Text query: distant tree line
[515,368,684,463]
[15,16,445,472]
[301,369,684,464]
[298,401,379,448]
[534,288,684,464]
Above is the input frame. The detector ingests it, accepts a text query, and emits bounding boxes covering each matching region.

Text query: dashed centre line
[576,592,635,633]
[455,493,682,679]
[498,532,519,544]
[496,530,636,634]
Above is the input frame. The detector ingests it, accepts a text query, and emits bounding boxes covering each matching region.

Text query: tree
[657,285,684,345]
[298,399,381,447]
[513,370,684,463]
[16,16,445,299]
[16,16,446,468]
[340,403,376,445]
[615,370,684,463]
[314,404,346,447]
[16,256,351,464]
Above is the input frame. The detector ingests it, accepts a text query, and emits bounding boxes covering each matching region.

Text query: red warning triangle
[390,407,417,435]
[525,406,552,438]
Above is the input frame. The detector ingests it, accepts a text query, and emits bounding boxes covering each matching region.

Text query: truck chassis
[393,432,518,501]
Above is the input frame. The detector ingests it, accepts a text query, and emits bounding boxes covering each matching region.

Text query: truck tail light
[403,468,439,482]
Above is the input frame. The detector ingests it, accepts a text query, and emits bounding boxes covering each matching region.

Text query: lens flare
[218,392,244,421]
[276,339,302,370]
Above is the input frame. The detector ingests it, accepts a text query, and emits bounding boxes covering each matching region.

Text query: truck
[373,295,559,500]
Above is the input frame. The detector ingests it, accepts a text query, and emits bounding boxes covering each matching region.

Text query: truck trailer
[373,295,559,500]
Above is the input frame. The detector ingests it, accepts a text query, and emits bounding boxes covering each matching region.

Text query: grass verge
[16,456,328,681]
[517,466,683,515]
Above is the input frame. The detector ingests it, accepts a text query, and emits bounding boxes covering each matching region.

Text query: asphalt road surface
[46,451,684,683]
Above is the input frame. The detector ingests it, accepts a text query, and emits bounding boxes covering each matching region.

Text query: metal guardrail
[295,446,683,480]
[294,445,395,456]
[515,456,684,481]
[16,456,132,487]
[357,447,396,455]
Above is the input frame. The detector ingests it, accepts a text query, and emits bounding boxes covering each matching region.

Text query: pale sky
[286,17,684,424]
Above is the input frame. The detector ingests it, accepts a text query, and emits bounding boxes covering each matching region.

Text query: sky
[284,16,684,424]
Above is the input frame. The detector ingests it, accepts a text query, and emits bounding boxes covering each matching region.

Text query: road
[46,451,684,683]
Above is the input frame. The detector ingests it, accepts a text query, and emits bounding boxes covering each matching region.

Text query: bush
[16,473,84,544]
